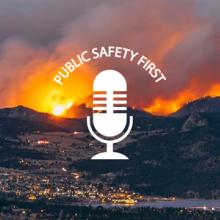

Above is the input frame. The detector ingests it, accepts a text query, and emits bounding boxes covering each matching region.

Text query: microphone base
[91,152,128,160]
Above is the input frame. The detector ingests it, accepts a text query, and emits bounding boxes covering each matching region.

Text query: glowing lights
[53,105,65,116]
[37,140,50,145]
[27,194,37,201]
[71,172,80,180]
[62,167,67,172]
[52,102,73,116]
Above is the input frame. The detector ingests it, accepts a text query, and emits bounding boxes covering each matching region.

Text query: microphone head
[93,69,127,92]
[92,70,128,137]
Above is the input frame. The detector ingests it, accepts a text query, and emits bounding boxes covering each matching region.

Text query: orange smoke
[6,61,220,118]
[6,58,95,117]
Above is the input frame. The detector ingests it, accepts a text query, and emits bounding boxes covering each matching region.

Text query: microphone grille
[113,91,127,113]
[93,91,107,113]
[93,91,127,113]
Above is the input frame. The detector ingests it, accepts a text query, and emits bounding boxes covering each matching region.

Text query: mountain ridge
[0,104,153,121]
[171,96,220,117]
[2,96,220,120]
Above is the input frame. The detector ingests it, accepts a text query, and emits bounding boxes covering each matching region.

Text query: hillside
[1,100,220,198]
[74,112,220,198]
[171,96,220,117]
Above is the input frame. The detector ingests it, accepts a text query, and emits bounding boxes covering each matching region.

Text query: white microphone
[87,69,133,160]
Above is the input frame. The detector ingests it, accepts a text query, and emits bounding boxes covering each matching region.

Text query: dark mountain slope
[0,105,152,132]
[171,96,220,117]
[74,113,220,198]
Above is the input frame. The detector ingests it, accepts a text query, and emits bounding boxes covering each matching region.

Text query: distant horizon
[1,95,220,118]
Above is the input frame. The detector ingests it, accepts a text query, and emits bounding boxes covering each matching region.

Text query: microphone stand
[87,116,133,160]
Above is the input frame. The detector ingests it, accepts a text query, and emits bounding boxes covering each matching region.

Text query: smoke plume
[0,0,219,115]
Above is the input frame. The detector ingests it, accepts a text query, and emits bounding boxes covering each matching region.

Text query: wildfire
[4,59,95,118]
[144,83,220,116]
[3,54,220,117]
[52,102,73,116]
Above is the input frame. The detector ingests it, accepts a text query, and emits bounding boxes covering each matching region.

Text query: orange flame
[4,55,220,118]
[52,102,73,116]
[6,59,95,117]
[144,83,220,116]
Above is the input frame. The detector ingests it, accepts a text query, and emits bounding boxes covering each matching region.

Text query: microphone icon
[87,69,133,160]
